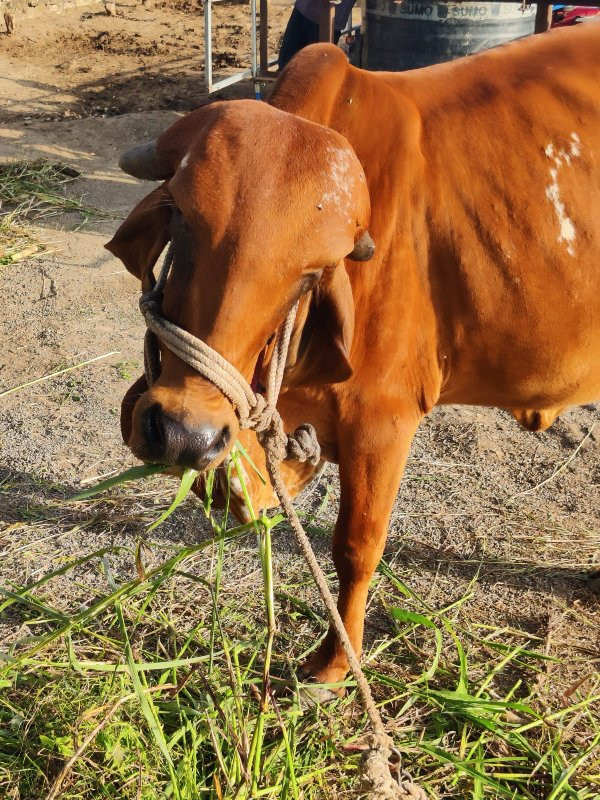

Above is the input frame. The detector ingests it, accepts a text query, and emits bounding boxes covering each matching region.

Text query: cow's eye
[300,270,323,292]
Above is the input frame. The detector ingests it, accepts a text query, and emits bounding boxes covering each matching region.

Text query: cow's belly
[438,325,600,410]
[440,372,600,410]
[433,234,600,408]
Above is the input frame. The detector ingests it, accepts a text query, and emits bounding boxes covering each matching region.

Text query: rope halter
[138,244,321,466]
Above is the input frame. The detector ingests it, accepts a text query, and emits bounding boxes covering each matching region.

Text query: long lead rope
[140,245,426,799]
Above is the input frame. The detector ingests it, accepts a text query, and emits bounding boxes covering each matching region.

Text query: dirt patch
[0,0,290,124]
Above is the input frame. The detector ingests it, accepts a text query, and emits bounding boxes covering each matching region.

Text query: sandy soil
[0,0,290,122]
[0,0,598,712]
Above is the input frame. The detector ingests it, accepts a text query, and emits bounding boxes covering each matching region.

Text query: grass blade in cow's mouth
[69,463,167,501]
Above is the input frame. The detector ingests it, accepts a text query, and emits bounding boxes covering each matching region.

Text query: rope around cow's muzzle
[138,243,426,800]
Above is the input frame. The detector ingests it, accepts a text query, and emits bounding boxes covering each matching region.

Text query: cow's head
[107,100,373,474]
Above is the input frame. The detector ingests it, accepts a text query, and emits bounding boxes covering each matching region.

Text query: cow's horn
[348,230,375,261]
[118,141,173,181]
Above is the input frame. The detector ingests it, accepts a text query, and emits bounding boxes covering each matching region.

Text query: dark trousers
[278,8,341,70]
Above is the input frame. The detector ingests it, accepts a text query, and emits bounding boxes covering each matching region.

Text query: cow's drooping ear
[287,263,355,387]
[105,185,173,284]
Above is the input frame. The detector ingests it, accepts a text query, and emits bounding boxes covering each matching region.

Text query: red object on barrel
[552,5,600,26]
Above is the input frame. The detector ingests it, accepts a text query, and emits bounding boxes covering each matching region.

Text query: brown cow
[108,24,600,686]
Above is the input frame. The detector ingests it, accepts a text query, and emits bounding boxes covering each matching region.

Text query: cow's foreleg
[301,408,421,685]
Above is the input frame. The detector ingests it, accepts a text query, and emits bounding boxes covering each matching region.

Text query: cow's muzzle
[122,375,238,471]
[141,402,232,470]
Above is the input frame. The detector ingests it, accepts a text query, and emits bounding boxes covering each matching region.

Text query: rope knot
[285,422,321,465]
[252,412,321,466]
[253,409,288,463]
[246,401,320,466]
[242,392,270,432]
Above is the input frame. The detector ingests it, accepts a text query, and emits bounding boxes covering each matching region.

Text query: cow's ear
[287,263,355,387]
[105,185,173,283]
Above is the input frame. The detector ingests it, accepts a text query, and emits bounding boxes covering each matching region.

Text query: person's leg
[278,8,320,69]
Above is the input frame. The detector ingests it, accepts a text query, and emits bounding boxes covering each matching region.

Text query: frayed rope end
[360,744,428,800]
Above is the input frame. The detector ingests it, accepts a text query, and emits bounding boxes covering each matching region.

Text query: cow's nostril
[140,404,232,468]
[142,403,165,458]
[218,425,231,452]
[179,423,231,469]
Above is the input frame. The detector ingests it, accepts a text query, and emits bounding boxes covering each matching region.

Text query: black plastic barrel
[361,1,537,71]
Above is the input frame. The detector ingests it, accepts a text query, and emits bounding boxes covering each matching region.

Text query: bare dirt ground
[0,3,599,794]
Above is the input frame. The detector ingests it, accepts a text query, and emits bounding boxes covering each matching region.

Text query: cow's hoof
[298,683,339,708]
[267,673,339,707]
[297,660,347,708]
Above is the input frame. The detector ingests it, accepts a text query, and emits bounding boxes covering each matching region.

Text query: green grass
[115,361,140,382]
[1,458,599,799]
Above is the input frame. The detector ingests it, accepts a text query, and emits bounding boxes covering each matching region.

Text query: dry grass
[0,159,106,265]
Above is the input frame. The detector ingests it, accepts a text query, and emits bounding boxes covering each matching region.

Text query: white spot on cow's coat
[320,145,355,209]
[544,136,581,257]
[179,152,190,169]
[570,131,581,157]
